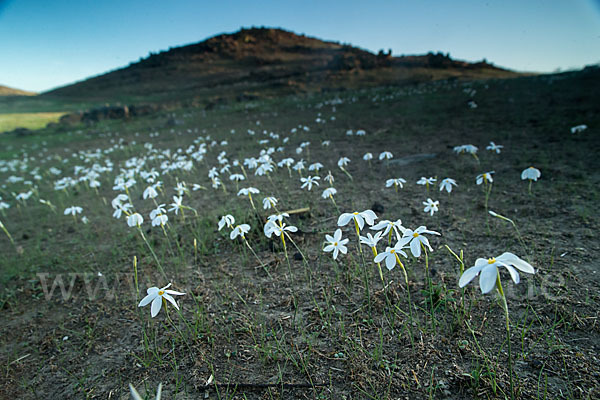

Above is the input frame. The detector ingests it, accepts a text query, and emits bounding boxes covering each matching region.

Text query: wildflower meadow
[1,69,599,399]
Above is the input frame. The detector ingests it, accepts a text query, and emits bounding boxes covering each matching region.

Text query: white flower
[230,224,251,240]
[417,177,436,186]
[143,186,158,199]
[337,210,377,231]
[397,226,440,257]
[363,152,373,161]
[423,198,439,216]
[308,162,323,172]
[112,203,132,219]
[386,178,406,189]
[322,187,337,199]
[371,219,405,238]
[374,242,408,270]
[486,141,503,154]
[360,231,384,248]
[218,215,235,231]
[169,196,183,214]
[138,283,185,317]
[150,204,167,220]
[337,157,350,168]
[300,176,320,191]
[379,151,393,160]
[439,178,457,193]
[324,171,334,185]
[570,124,587,134]
[521,167,541,181]
[459,252,535,294]
[265,223,298,237]
[64,206,83,216]
[453,144,478,155]
[476,171,494,185]
[152,213,168,227]
[230,173,245,182]
[262,197,278,210]
[127,213,144,228]
[237,187,260,196]
[323,229,349,260]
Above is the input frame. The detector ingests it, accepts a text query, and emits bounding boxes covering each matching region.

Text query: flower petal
[479,265,498,294]
[385,254,396,270]
[138,292,156,307]
[337,213,353,227]
[162,293,180,310]
[458,264,485,288]
[151,296,163,317]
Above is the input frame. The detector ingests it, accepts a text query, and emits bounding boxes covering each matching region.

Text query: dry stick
[200,382,327,390]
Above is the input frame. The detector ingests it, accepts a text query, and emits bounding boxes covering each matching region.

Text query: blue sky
[1,0,599,92]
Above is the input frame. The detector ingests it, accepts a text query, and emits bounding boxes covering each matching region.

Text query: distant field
[0,112,67,133]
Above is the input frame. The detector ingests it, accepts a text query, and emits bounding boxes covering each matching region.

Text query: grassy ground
[0,68,598,399]
[0,112,67,133]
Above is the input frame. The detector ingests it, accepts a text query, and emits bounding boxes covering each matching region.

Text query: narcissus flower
[379,151,393,161]
[486,141,504,154]
[374,242,408,270]
[323,228,349,260]
[337,157,350,168]
[423,198,439,216]
[337,210,377,231]
[417,177,436,186]
[218,214,235,231]
[360,230,384,248]
[386,178,406,191]
[521,167,541,181]
[265,223,298,237]
[301,176,320,191]
[363,152,373,161]
[230,224,251,240]
[262,197,278,210]
[476,171,494,185]
[127,213,144,228]
[64,206,83,216]
[138,283,185,318]
[397,226,440,257]
[439,178,457,193]
[570,124,587,134]
[322,187,337,199]
[459,252,535,294]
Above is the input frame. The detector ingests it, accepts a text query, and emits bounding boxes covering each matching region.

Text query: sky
[0,0,599,93]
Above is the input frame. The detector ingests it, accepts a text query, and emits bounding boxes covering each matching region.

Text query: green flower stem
[354,220,372,317]
[138,227,168,281]
[422,243,436,331]
[496,272,515,400]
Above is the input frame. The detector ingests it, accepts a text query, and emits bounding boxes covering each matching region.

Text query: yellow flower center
[487,258,496,264]
[158,290,165,295]
[391,249,396,254]
[353,212,359,215]
[334,242,338,246]
[413,232,419,238]
[484,173,488,179]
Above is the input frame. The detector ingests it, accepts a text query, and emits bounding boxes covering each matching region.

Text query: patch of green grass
[0,112,67,133]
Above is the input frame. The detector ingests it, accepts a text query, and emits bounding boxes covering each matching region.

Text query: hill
[0,85,36,96]
[42,27,519,105]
